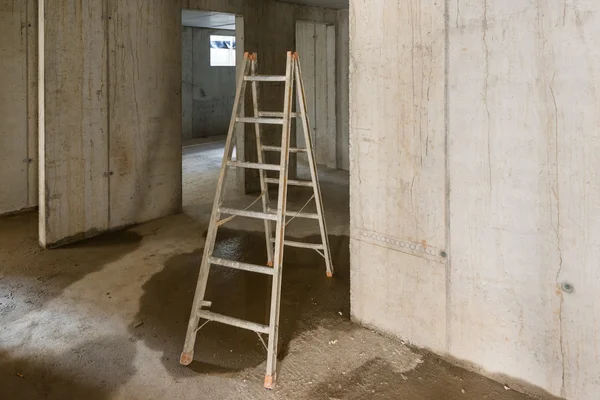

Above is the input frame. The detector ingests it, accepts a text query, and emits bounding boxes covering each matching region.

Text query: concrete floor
[0,140,543,399]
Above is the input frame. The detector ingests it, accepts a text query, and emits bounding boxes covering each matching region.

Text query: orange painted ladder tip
[179,352,193,366]
[264,374,276,389]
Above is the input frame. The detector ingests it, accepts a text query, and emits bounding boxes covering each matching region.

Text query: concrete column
[39,0,109,247]
[350,0,600,398]
[349,0,448,352]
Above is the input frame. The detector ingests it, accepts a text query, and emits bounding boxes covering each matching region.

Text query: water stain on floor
[132,227,351,376]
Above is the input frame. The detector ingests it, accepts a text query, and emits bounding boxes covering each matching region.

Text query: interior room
[1,0,598,399]
[180,10,240,220]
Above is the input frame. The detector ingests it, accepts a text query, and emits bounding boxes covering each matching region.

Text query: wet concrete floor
[0,212,548,400]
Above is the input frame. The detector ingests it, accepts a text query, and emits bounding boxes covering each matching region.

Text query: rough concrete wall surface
[108,1,182,229]
[182,27,194,140]
[40,0,109,246]
[0,1,37,215]
[448,1,600,398]
[336,9,349,171]
[182,26,236,141]
[350,0,600,398]
[349,0,448,353]
[190,28,236,139]
[296,21,337,168]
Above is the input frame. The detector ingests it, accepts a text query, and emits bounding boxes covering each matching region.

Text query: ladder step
[209,256,274,275]
[270,238,325,250]
[219,207,278,221]
[244,75,286,82]
[196,310,270,334]
[264,177,313,187]
[236,117,283,125]
[258,111,300,118]
[228,161,281,171]
[268,208,319,220]
[262,145,307,153]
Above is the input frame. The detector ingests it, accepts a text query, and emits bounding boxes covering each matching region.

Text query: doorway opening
[181,10,242,221]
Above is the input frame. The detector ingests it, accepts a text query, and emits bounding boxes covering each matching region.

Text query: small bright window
[210,35,236,67]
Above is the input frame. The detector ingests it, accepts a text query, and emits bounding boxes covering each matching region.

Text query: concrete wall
[182,27,236,141]
[37,0,337,246]
[108,1,183,230]
[241,1,337,191]
[296,14,349,171]
[296,21,337,168]
[0,1,37,215]
[182,27,194,141]
[349,1,600,399]
[336,9,349,170]
[40,0,110,246]
[39,0,181,246]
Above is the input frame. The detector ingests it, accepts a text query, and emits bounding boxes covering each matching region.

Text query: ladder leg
[293,55,334,277]
[250,56,275,266]
[264,52,295,389]
[180,53,252,365]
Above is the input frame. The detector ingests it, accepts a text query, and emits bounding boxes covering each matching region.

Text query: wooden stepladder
[179,52,333,389]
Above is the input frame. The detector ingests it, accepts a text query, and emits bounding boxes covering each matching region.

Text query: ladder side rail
[250,55,275,265]
[293,54,334,277]
[264,52,295,389]
[180,52,252,365]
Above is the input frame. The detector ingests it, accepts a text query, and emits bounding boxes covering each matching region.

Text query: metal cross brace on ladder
[179,51,333,390]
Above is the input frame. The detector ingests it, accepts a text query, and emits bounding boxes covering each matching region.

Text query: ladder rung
[236,117,283,125]
[258,111,300,118]
[228,161,281,171]
[209,256,274,275]
[270,238,325,250]
[196,310,270,334]
[262,145,307,153]
[244,75,286,82]
[264,177,313,187]
[219,207,277,221]
[268,208,319,220]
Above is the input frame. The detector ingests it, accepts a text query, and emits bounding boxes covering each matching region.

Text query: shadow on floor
[307,352,543,400]
[132,228,350,376]
[0,335,136,400]
[1,212,143,324]
[0,212,143,399]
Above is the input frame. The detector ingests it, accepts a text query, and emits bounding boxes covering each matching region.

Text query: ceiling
[182,0,348,29]
[276,0,348,9]
[181,11,236,30]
